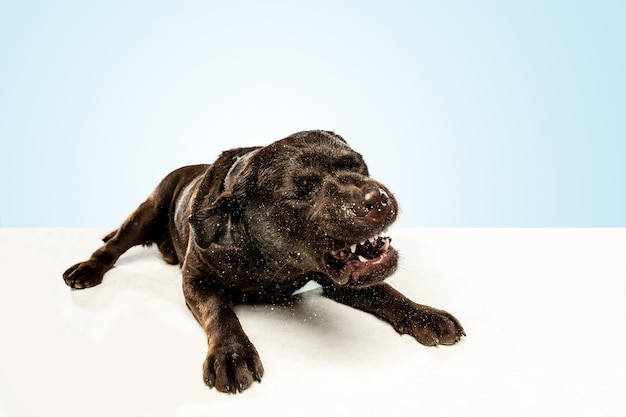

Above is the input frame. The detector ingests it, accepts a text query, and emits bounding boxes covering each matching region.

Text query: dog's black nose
[352,186,392,223]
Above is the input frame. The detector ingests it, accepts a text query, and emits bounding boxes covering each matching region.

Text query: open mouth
[322,234,397,286]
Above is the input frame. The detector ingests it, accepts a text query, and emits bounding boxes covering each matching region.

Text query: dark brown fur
[63,130,464,393]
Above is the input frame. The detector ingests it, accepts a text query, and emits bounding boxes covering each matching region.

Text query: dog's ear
[188,147,259,249]
[189,191,235,249]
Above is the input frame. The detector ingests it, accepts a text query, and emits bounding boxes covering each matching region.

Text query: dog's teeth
[350,244,357,253]
[330,250,338,256]
[360,240,367,246]
[358,255,368,263]
[369,237,377,244]
[382,239,390,251]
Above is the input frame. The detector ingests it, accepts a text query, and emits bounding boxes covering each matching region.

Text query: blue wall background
[1,1,624,227]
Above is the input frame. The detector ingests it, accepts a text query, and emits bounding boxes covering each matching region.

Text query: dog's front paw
[63,260,107,289]
[397,306,466,346]
[203,341,264,394]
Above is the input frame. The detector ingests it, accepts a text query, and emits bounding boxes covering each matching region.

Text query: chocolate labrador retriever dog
[63,130,464,393]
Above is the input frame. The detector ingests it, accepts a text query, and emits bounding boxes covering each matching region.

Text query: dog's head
[190,130,399,288]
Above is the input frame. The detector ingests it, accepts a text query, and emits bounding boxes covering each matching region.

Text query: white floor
[0,229,624,417]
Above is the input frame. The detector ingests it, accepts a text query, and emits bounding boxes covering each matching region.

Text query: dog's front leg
[183,273,264,394]
[323,283,465,346]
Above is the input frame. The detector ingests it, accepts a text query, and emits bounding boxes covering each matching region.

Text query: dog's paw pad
[203,342,264,394]
[400,308,465,346]
[62,260,106,289]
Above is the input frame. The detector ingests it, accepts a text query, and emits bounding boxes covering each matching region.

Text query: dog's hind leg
[63,194,170,289]
[63,165,206,289]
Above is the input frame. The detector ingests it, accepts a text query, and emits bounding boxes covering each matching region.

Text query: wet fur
[63,130,464,393]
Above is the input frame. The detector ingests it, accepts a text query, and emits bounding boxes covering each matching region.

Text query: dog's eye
[294,175,322,198]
